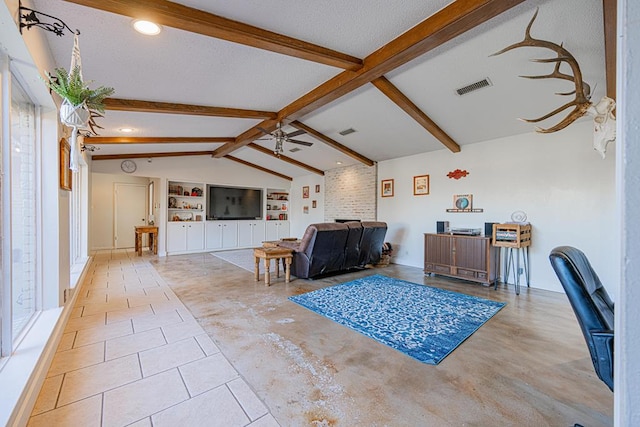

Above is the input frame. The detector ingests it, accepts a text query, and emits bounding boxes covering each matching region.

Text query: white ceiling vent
[339,127,357,136]
[456,78,493,96]
[289,147,301,153]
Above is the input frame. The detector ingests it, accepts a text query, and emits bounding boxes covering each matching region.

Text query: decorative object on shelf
[381,179,394,198]
[315,185,320,193]
[18,1,78,36]
[510,210,528,223]
[59,138,72,191]
[447,169,469,180]
[492,8,616,158]
[413,175,430,195]
[44,33,115,171]
[312,200,317,208]
[168,197,177,208]
[446,194,484,213]
[191,187,203,197]
[302,186,310,199]
[120,159,137,173]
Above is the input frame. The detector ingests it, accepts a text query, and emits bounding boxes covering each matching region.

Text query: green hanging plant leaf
[45,66,115,113]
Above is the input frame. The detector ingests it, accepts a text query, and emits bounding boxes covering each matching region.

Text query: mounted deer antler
[492,8,616,158]
[491,8,593,133]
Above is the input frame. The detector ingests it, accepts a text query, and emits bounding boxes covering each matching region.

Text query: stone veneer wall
[324,163,377,222]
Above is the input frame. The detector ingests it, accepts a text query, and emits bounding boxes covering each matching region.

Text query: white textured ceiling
[33,0,606,178]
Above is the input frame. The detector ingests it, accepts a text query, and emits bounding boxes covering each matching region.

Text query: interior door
[115,183,147,248]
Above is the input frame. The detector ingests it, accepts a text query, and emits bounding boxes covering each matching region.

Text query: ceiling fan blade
[288,139,313,147]
[286,129,306,138]
[257,127,272,136]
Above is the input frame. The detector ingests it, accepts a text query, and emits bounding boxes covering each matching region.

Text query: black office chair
[549,246,614,391]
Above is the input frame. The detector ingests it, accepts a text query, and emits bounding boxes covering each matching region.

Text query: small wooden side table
[134,225,158,256]
[253,247,293,286]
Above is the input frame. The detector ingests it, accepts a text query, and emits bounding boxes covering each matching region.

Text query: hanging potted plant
[45,66,114,128]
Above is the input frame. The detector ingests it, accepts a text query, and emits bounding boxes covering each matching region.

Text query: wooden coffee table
[253,247,293,286]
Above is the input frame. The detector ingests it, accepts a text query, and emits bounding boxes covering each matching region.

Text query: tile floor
[28,249,278,427]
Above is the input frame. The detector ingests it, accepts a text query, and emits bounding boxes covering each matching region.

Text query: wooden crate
[492,223,531,248]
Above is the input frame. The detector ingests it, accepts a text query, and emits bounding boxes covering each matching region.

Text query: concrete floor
[151,252,613,427]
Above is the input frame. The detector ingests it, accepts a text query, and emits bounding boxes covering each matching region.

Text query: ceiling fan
[257,122,313,156]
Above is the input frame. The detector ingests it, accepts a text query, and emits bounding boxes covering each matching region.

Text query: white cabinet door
[238,221,266,247]
[265,221,291,241]
[186,222,204,251]
[205,221,222,250]
[206,221,237,249]
[277,221,290,239]
[221,221,238,248]
[167,222,187,252]
[265,221,278,241]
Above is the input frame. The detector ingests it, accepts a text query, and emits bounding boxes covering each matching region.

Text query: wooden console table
[253,247,293,286]
[134,225,158,256]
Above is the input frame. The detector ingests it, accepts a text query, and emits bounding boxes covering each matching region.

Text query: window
[1,65,41,355]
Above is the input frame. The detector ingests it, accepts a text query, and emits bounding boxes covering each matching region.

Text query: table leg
[285,257,291,283]
[275,257,280,278]
[149,232,155,254]
[264,258,271,286]
[254,257,260,281]
[136,233,142,256]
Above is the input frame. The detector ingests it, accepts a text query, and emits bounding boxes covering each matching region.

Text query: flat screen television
[207,185,263,220]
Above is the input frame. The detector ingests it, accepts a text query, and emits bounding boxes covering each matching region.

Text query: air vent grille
[289,147,301,153]
[456,78,492,96]
[339,128,357,136]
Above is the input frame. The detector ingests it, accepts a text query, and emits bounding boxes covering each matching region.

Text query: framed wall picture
[413,175,430,195]
[59,138,72,191]
[381,179,394,197]
[302,186,310,198]
[312,200,317,208]
[315,184,320,193]
[303,205,309,214]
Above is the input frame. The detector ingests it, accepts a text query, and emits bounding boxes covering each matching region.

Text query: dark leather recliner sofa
[278,221,387,279]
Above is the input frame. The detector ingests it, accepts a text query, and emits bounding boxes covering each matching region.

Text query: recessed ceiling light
[132,20,162,36]
[119,127,135,133]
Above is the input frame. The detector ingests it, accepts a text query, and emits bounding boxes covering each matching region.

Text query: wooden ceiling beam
[87,137,235,144]
[603,0,616,101]
[289,121,375,166]
[226,156,292,181]
[103,98,276,119]
[64,0,362,70]
[248,143,324,176]
[91,151,216,160]
[214,0,524,157]
[371,76,460,153]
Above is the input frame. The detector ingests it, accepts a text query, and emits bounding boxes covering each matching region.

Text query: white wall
[616,0,640,424]
[378,121,617,294]
[290,175,325,238]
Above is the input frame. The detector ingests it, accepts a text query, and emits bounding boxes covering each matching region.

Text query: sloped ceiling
[31,0,609,179]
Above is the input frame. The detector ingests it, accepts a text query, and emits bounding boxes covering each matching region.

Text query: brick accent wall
[325,163,377,222]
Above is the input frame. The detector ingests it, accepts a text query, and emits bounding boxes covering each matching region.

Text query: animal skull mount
[492,8,616,158]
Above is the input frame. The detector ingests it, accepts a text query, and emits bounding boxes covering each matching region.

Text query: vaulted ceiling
[32,0,614,180]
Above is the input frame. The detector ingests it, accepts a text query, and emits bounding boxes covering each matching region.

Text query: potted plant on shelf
[45,66,114,128]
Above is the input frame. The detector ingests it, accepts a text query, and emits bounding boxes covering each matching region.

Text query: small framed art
[59,138,72,191]
[312,200,317,208]
[303,186,310,199]
[413,175,430,195]
[315,184,320,193]
[381,179,394,197]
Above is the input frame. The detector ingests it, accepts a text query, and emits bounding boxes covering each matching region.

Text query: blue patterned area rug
[289,274,506,365]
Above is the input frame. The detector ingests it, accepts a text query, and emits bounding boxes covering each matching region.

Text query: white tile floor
[28,249,278,427]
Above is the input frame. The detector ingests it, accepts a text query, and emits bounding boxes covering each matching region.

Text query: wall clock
[121,160,137,173]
